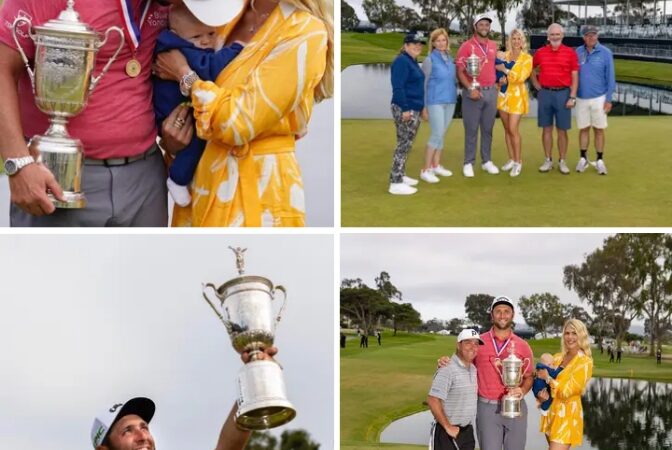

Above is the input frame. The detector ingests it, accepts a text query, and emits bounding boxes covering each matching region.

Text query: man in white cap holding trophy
[439,296,534,450]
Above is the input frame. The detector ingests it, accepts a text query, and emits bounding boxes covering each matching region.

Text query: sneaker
[559,160,570,175]
[596,159,608,175]
[576,157,589,173]
[501,159,515,171]
[389,182,417,195]
[420,169,440,183]
[432,165,453,177]
[463,163,474,178]
[402,175,418,186]
[481,161,500,174]
[539,159,553,172]
[510,162,522,177]
[167,177,192,207]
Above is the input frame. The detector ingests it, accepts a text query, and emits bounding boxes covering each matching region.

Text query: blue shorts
[537,88,572,130]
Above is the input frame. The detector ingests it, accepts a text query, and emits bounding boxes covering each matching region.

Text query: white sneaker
[501,159,515,171]
[510,162,522,177]
[576,157,589,173]
[539,159,553,172]
[167,177,192,206]
[389,182,417,195]
[432,165,453,177]
[596,159,608,175]
[559,160,570,175]
[402,175,419,186]
[420,169,440,183]
[481,161,500,174]
[463,163,474,178]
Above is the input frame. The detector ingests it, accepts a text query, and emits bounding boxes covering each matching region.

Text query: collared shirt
[533,44,579,88]
[474,328,534,401]
[429,354,478,427]
[456,37,497,88]
[576,43,616,102]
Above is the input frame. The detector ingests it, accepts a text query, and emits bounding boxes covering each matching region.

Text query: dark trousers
[430,423,475,450]
[169,136,206,185]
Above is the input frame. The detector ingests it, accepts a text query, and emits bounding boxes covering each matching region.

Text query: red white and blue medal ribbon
[491,331,512,357]
[118,0,151,77]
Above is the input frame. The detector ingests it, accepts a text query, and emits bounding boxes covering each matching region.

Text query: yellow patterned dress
[171,2,328,227]
[540,351,593,446]
[496,51,533,115]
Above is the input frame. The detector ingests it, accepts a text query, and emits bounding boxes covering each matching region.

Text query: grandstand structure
[529,0,672,63]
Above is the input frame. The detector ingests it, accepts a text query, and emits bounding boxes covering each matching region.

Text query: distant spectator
[377,330,382,346]
[340,332,346,348]
[657,347,662,365]
[609,347,614,363]
[616,347,622,363]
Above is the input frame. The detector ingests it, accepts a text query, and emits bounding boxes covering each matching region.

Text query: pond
[379,377,672,449]
[342,64,672,119]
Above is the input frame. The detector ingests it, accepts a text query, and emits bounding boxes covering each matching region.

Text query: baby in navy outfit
[532,353,563,415]
[495,50,515,96]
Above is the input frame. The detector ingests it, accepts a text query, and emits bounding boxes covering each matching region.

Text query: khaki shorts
[576,95,608,129]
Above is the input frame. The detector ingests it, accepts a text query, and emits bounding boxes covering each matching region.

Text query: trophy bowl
[494,343,530,418]
[465,51,483,91]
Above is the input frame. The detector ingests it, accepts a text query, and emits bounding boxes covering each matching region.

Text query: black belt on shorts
[542,86,569,91]
[85,143,158,167]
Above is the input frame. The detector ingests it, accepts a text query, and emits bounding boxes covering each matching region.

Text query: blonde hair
[282,0,334,102]
[561,319,592,358]
[428,28,450,53]
[506,28,528,53]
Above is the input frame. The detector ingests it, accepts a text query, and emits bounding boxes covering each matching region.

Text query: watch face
[4,159,17,175]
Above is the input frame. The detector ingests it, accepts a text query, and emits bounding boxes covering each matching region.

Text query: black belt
[542,87,569,91]
[85,143,158,167]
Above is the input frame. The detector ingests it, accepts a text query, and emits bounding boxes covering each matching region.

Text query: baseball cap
[473,14,492,26]
[404,33,426,44]
[581,25,599,35]
[457,328,485,345]
[182,0,245,27]
[490,295,514,311]
[91,397,155,448]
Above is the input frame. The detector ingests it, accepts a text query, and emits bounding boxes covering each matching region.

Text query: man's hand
[9,162,64,216]
[565,98,576,109]
[537,388,550,402]
[445,425,460,439]
[507,387,523,398]
[437,355,451,368]
[161,104,193,155]
[604,102,612,113]
[153,49,190,82]
[241,346,278,363]
[536,368,549,381]
[469,89,482,100]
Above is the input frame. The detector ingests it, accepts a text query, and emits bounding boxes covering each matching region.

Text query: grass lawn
[340,331,672,450]
[341,116,672,226]
[341,32,672,88]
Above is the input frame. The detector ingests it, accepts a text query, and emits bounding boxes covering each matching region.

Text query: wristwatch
[179,70,200,97]
[3,155,35,176]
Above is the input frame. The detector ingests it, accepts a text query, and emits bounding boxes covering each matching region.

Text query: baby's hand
[497,51,506,60]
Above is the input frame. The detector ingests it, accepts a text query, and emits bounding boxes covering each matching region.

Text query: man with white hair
[530,23,579,175]
[575,25,615,175]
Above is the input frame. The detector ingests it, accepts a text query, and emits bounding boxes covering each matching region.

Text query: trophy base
[49,191,87,209]
[237,401,297,430]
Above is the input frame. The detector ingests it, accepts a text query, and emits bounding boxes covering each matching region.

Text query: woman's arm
[191,22,328,147]
[549,356,593,400]
[505,55,532,84]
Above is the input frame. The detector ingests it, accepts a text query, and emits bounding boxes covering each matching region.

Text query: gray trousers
[389,104,422,183]
[11,149,168,227]
[476,398,528,450]
[461,88,497,166]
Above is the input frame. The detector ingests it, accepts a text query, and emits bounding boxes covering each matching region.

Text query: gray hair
[547,23,564,35]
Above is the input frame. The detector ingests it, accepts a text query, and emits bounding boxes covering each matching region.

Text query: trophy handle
[11,17,36,92]
[493,358,503,375]
[90,26,125,94]
[201,283,233,334]
[522,357,532,378]
[271,285,288,325]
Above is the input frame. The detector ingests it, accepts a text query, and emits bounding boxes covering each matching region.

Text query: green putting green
[341,116,672,227]
[340,331,672,449]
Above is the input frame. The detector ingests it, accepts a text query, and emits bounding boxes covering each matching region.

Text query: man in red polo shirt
[0,0,192,226]
[530,23,579,175]
[439,296,534,450]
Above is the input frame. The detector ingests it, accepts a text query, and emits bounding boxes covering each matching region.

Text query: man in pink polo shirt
[0,0,192,226]
[440,296,534,450]
[455,14,500,178]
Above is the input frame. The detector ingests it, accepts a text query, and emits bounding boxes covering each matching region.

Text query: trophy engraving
[12,0,124,208]
[202,248,296,430]
[493,341,531,418]
[465,47,485,91]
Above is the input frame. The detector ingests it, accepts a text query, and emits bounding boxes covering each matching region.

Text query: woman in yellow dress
[496,29,532,177]
[156,0,333,227]
[536,318,594,449]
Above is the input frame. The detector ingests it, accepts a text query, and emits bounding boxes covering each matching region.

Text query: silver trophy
[465,48,484,91]
[12,0,124,208]
[493,341,531,418]
[202,247,296,430]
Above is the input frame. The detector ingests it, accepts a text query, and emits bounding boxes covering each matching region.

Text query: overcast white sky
[341,233,645,328]
[0,234,333,450]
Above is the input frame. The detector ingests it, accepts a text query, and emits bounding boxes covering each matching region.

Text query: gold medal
[125,58,141,78]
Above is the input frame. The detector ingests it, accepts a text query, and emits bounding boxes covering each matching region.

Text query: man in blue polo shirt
[575,25,616,175]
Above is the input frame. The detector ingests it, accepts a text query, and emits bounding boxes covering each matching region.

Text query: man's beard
[493,320,512,330]
[477,30,489,38]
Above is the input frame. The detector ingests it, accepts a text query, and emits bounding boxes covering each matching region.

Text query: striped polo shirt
[533,44,579,88]
[428,354,478,427]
